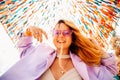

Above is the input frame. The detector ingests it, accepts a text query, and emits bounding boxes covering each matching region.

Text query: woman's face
[53,23,72,50]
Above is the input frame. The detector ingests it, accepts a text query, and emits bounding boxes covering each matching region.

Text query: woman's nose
[59,32,64,37]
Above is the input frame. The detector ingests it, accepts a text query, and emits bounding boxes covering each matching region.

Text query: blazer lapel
[70,53,90,80]
[35,50,56,79]
[45,51,56,69]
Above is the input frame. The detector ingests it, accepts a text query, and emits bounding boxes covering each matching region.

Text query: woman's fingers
[28,26,48,42]
[41,29,48,39]
[38,31,42,42]
[33,31,42,42]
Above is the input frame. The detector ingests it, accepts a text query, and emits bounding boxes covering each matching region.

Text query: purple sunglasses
[52,30,73,36]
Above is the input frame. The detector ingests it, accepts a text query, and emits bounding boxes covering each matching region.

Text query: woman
[111,36,120,80]
[111,36,120,58]
[0,20,117,80]
[114,62,120,80]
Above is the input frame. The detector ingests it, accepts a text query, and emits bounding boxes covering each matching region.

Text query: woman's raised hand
[25,26,48,42]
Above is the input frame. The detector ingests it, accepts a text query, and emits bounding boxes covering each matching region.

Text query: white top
[40,68,83,80]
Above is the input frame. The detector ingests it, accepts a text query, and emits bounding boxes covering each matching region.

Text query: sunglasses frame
[52,30,73,37]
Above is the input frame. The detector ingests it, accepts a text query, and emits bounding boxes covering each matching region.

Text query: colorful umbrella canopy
[0,0,120,50]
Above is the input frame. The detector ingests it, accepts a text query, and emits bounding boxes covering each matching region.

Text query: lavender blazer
[0,36,117,80]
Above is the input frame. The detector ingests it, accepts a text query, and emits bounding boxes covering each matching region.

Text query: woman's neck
[57,48,69,55]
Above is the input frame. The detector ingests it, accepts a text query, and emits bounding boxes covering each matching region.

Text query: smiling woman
[0,19,117,80]
[0,23,19,76]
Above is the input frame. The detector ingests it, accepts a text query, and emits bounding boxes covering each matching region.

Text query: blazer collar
[46,51,90,80]
[70,52,90,80]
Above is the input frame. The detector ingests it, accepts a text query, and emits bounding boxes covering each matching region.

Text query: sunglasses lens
[63,30,72,36]
[53,30,72,36]
[53,30,60,36]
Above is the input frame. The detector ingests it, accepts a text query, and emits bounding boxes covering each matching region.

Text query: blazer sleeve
[101,53,117,75]
[16,35,34,58]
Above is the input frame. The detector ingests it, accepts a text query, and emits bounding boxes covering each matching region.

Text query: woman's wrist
[24,28,32,36]
[18,28,32,37]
